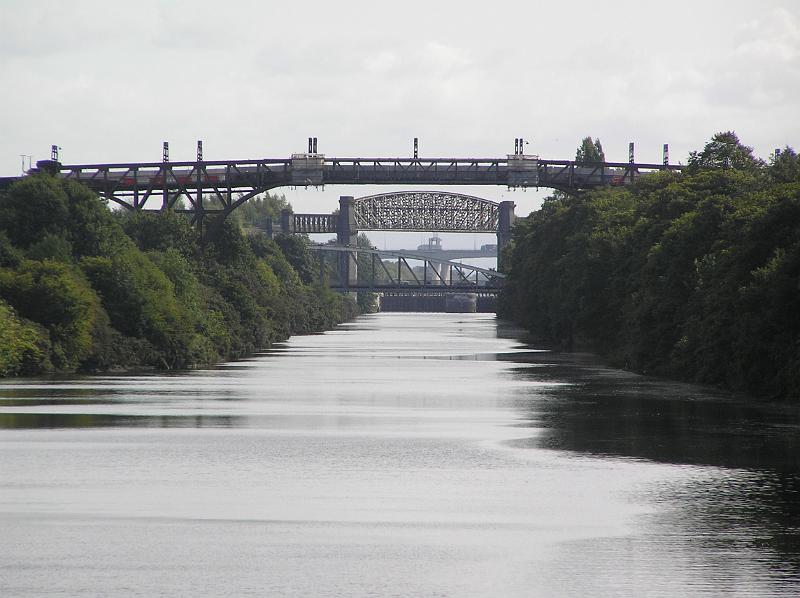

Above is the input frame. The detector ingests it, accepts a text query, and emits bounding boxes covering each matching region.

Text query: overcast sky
[1,0,798,246]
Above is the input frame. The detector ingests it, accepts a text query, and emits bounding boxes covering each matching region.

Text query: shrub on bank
[0,175,358,376]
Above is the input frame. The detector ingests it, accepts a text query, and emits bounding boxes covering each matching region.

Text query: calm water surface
[1,313,799,597]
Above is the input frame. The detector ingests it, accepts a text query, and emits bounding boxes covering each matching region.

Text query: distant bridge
[285,190,514,246]
[310,244,504,294]
[290,190,504,233]
[288,191,515,286]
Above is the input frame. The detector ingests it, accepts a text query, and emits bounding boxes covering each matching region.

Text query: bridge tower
[497,200,516,272]
[337,196,358,290]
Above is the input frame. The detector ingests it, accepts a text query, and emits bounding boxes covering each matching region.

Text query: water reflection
[501,348,800,580]
[0,412,244,428]
[502,350,800,471]
[1,314,799,597]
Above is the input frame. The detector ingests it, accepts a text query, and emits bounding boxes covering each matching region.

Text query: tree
[0,177,362,375]
[576,137,605,163]
[769,146,800,183]
[0,175,70,248]
[274,234,316,284]
[500,132,800,398]
[232,192,290,231]
[81,247,191,368]
[687,131,764,173]
[0,260,108,370]
[118,210,198,258]
[0,299,49,376]
[0,175,125,260]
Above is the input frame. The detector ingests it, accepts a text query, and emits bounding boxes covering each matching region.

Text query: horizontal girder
[326,284,501,295]
[311,244,504,294]
[310,244,505,278]
[26,154,681,213]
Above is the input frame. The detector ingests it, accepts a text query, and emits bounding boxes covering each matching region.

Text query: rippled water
[1,313,799,597]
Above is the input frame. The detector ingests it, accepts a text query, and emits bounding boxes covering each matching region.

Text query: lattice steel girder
[351,191,500,232]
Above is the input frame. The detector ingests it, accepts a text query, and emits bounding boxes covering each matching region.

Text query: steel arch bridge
[350,191,500,232]
[287,191,511,236]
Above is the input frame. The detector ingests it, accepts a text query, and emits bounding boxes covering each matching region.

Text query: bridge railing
[293,213,337,234]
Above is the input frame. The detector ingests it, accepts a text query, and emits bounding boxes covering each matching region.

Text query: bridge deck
[17,155,682,211]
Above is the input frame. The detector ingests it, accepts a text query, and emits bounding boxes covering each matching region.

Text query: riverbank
[0,175,359,376]
[499,133,800,400]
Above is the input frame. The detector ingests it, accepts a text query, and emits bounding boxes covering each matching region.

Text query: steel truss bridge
[288,191,505,234]
[310,245,504,294]
[17,150,681,228]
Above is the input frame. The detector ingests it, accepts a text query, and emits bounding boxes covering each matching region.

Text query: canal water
[1,313,799,597]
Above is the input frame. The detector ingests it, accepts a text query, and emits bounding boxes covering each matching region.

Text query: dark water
[1,313,798,597]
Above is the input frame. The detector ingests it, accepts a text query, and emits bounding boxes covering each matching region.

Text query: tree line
[0,176,359,376]
[499,133,800,399]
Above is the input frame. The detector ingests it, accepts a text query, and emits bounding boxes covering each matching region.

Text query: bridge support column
[429,262,450,286]
[280,209,294,235]
[497,200,516,272]
[338,196,358,290]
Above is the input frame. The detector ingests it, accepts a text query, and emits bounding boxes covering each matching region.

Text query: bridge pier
[431,262,451,285]
[497,200,516,272]
[337,196,358,290]
[280,208,294,235]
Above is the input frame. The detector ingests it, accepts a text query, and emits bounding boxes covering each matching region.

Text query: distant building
[417,236,443,252]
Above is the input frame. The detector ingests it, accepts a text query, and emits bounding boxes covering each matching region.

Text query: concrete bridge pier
[497,200,516,272]
[337,196,358,289]
[428,262,451,285]
[280,208,294,235]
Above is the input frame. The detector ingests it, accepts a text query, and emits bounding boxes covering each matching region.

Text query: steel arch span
[350,191,500,232]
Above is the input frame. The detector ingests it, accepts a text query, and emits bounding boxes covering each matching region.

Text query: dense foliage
[500,133,800,399]
[576,136,606,163]
[0,176,358,376]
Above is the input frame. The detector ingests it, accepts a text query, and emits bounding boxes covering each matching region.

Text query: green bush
[81,248,197,369]
[0,178,360,375]
[0,299,50,376]
[0,260,106,370]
